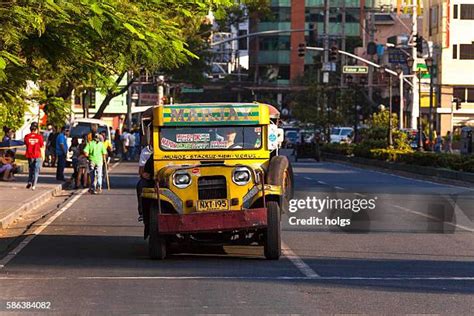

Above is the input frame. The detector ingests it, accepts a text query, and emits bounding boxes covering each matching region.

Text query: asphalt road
[0,158,473,315]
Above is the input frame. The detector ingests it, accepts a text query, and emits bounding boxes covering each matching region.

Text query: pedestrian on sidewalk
[76,135,89,189]
[69,137,80,187]
[122,129,131,161]
[445,131,453,153]
[434,134,443,153]
[55,126,69,181]
[46,126,58,167]
[24,122,44,190]
[83,133,107,194]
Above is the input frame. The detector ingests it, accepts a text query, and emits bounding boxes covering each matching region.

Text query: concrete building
[245,0,373,110]
[422,0,474,135]
[72,74,131,130]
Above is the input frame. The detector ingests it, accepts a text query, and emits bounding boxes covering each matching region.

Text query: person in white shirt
[136,145,153,222]
[128,131,136,160]
[121,129,130,160]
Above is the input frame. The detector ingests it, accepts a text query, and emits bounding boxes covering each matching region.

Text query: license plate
[197,199,229,211]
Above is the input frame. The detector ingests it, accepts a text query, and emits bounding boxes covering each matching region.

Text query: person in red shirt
[24,122,44,190]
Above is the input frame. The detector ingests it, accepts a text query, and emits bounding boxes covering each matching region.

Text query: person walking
[445,131,453,153]
[434,134,443,153]
[122,129,131,161]
[55,126,69,181]
[114,129,123,159]
[46,126,58,167]
[24,122,44,190]
[83,133,107,194]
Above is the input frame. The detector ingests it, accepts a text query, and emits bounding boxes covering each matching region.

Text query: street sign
[342,66,368,74]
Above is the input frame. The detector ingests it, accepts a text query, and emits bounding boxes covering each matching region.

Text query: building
[247,0,372,109]
[422,0,474,135]
[72,74,132,130]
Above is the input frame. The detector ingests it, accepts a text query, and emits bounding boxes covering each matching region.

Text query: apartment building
[423,0,474,134]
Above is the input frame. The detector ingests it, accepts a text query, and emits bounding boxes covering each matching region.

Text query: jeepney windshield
[159,126,263,151]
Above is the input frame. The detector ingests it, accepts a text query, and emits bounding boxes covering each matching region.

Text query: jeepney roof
[152,102,278,127]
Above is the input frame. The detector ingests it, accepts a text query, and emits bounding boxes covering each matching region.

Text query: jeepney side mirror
[277,128,284,145]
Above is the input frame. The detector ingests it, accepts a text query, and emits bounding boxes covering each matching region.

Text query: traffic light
[454,97,462,110]
[367,41,377,55]
[298,42,306,58]
[329,46,338,61]
[414,35,424,55]
[308,23,317,46]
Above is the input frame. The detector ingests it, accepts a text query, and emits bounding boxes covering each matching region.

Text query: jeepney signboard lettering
[163,105,259,126]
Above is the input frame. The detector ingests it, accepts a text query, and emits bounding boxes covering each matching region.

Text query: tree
[0,0,232,123]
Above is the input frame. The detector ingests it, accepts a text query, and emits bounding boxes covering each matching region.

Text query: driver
[224,129,242,149]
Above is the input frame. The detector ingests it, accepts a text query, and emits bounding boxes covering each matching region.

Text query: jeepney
[141,102,293,260]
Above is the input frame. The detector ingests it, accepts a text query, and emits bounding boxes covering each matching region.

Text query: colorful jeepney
[141,102,293,260]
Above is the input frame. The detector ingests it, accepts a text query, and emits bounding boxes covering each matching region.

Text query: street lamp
[425,56,434,151]
[417,68,424,151]
[378,66,393,147]
[395,65,403,130]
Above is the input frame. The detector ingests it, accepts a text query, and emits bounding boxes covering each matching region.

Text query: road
[0,158,473,314]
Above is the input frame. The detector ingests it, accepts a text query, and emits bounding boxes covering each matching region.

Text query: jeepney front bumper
[157,208,267,234]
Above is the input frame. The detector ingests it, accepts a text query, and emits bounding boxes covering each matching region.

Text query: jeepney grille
[198,176,227,200]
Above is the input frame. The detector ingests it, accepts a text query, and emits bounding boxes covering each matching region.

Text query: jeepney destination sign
[162,105,260,126]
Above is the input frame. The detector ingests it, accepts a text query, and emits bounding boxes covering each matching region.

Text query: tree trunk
[93,72,134,119]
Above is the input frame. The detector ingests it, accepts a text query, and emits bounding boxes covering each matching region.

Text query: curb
[0,183,65,230]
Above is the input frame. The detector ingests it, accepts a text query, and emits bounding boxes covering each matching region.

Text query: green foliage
[0,97,30,131]
[359,149,474,173]
[321,143,354,156]
[0,0,232,122]
[42,97,70,128]
[357,109,411,151]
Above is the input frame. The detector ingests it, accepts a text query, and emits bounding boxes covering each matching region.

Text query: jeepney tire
[149,204,167,260]
[266,156,294,213]
[264,201,281,260]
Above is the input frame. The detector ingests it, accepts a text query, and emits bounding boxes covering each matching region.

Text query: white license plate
[197,199,229,211]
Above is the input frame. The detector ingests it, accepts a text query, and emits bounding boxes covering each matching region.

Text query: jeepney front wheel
[149,203,167,260]
[264,201,281,260]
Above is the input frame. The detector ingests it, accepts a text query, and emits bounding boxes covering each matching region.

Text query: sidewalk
[0,166,72,229]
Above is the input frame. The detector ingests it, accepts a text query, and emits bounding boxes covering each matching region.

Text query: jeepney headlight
[233,167,251,185]
[173,172,191,188]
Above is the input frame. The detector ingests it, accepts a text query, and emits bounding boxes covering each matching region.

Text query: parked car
[330,127,353,144]
[283,128,300,148]
[67,118,112,163]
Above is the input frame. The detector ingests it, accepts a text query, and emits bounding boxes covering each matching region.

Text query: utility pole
[324,0,330,141]
[411,3,419,130]
[340,0,346,87]
[323,0,330,72]
[367,2,375,102]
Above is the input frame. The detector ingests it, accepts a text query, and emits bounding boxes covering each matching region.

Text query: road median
[322,152,474,185]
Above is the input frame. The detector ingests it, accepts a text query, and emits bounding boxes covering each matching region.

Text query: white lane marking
[388,203,474,233]
[331,162,474,192]
[354,193,365,197]
[0,276,473,281]
[0,189,88,269]
[304,177,313,181]
[282,241,320,278]
[317,181,326,185]
[334,186,344,190]
[0,161,122,269]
